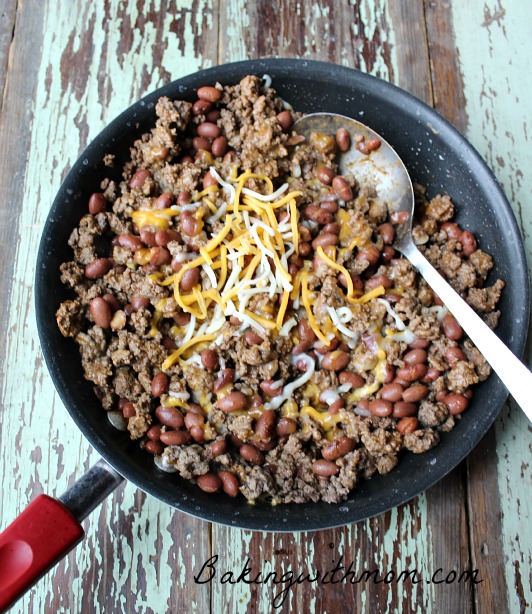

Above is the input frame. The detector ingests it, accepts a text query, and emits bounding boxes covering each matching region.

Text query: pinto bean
[312,459,339,477]
[421,367,441,383]
[90,297,112,328]
[442,314,463,341]
[185,403,207,417]
[159,430,192,446]
[192,136,211,152]
[356,245,380,265]
[335,128,351,152]
[365,275,392,290]
[369,399,393,417]
[321,350,350,371]
[190,426,206,443]
[197,122,220,138]
[151,372,169,397]
[403,349,428,365]
[297,319,316,345]
[200,349,219,372]
[203,171,218,188]
[218,471,240,497]
[381,246,396,262]
[239,444,264,465]
[180,211,200,237]
[402,384,429,403]
[255,410,277,441]
[245,331,264,345]
[441,222,462,240]
[218,391,248,412]
[384,364,395,384]
[317,166,335,185]
[396,417,419,434]
[210,439,227,457]
[276,110,293,131]
[322,437,356,461]
[445,346,467,364]
[184,412,204,430]
[197,86,222,102]
[88,192,106,214]
[180,267,200,292]
[129,169,151,189]
[85,258,112,279]
[320,200,338,213]
[155,229,180,247]
[460,230,477,256]
[356,138,381,154]
[145,440,164,455]
[306,205,334,225]
[380,382,404,402]
[393,401,418,418]
[131,295,150,311]
[338,272,364,291]
[328,399,344,414]
[377,223,395,244]
[260,380,284,397]
[396,363,428,382]
[122,402,136,419]
[409,338,430,349]
[197,474,222,493]
[150,246,171,266]
[338,371,364,389]
[155,406,184,429]
[192,99,213,115]
[276,417,298,436]
[214,368,235,392]
[331,176,353,201]
[211,136,228,157]
[147,425,163,441]
[312,233,339,250]
[297,241,311,257]
[314,338,339,355]
[444,393,469,415]
[100,294,119,314]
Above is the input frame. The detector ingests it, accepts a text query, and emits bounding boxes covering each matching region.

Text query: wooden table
[1,1,530,612]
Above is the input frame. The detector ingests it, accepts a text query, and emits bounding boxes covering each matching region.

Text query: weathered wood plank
[429,1,532,612]
[215,1,473,613]
[0,1,218,612]
[0,0,17,99]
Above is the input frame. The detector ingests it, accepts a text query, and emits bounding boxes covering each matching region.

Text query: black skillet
[0,58,528,609]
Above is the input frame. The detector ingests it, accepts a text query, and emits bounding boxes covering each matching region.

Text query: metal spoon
[295,112,532,421]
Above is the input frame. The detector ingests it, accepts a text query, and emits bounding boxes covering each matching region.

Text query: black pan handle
[59,459,124,521]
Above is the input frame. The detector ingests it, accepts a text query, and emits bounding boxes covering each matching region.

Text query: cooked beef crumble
[56,75,503,504]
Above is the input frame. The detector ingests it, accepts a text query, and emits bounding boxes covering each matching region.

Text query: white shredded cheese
[377,298,406,331]
[242,182,289,202]
[279,317,297,336]
[265,354,315,410]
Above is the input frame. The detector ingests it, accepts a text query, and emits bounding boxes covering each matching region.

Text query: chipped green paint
[452,1,532,611]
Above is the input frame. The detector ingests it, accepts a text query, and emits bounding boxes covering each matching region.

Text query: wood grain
[446,1,532,612]
[0,1,217,613]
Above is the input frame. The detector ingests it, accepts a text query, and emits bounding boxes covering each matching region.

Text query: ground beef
[56,74,504,506]
[403,429,440,453]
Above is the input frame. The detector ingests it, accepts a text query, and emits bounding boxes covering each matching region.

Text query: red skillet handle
[0,460,123,612]
[0,495,84,612]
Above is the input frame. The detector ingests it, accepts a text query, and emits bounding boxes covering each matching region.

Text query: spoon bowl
[295,112,532,421]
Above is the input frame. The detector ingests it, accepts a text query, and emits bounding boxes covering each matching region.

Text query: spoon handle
[402,242,531,421]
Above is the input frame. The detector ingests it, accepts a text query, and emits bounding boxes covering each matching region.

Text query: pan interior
[35,58,529,532]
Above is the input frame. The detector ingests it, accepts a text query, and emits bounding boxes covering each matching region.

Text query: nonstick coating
[35,59,529,532]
